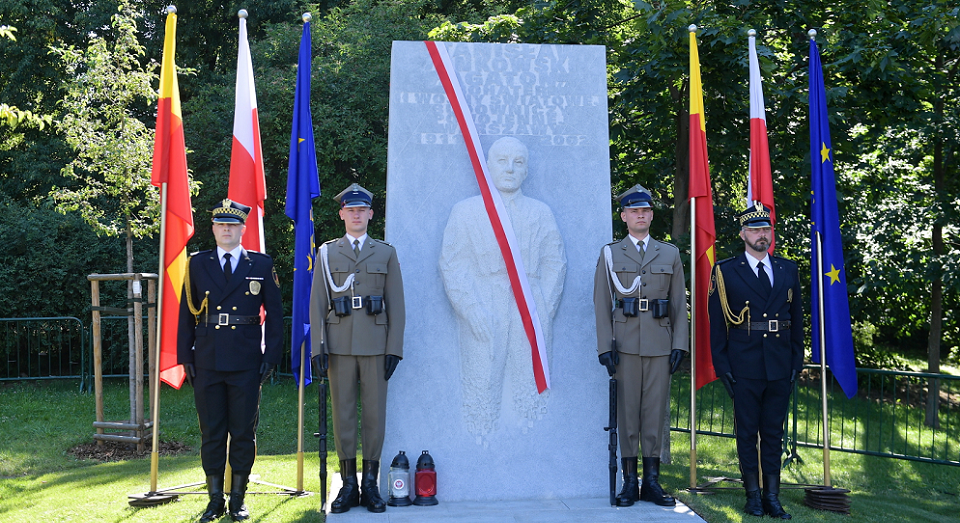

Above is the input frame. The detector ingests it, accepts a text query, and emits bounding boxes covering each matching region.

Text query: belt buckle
[352,296,363,310]
[768,320,778,332]
[639,299,649,312]
[218,313,229,326]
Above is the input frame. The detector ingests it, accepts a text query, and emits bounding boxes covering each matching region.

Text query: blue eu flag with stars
[286,20,321,386]
[809,36,857,399]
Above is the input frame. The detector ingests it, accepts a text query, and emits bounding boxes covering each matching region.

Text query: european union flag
[809,36,857,398]
[286,20,320,386]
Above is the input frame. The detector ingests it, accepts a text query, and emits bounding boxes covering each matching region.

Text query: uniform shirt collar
[345,233,368,250]
[628,234,649,252]
[217,245,243,270]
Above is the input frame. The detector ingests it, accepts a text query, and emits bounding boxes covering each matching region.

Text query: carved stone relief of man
[439,137,567,442]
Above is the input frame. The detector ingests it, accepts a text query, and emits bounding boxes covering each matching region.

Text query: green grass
[663,433,960,522]
[2,379,959,522]
[0,379,328,522]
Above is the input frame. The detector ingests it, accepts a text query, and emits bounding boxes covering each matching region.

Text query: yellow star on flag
[825,264,841,285]
[821,143,831,163]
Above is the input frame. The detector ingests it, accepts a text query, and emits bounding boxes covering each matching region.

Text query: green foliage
[0,199,133,319]
[51,2,161,241]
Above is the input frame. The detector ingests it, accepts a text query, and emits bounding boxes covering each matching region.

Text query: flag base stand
[127,480,203,507]
[687,477,823,495]
[246,474,313,497]
[127,475,312,507]
[804,486,850,514]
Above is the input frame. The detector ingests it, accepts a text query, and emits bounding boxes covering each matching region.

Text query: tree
[51,1,162,273]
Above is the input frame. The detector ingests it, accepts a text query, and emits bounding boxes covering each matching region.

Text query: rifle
[312,346,328,508]
[605,371,618,506]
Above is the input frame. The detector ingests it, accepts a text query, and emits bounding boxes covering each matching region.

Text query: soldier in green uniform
[310,183,405,513]
[593,184,688,507]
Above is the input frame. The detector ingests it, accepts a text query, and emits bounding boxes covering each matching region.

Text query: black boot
[639,457,676,506]
[228,472,250,521]
[360,460,387,513]
[615,457,640,507]
[762,473,792,519]
[742,471,764,516]
[199,475,226,523]
[330,459,360,513]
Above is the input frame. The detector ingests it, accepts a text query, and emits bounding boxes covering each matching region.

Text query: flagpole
[297,340,306,492]
[689,193,698,490]
[816,233,831,488]
[150,181,169,493]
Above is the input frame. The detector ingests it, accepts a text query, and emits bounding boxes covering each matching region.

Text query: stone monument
[383,41,612,502]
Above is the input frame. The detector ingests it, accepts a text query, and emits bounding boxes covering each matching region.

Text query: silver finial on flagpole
[808,29,817,39]
[302,12,312,23]
[748,29,756,37]
[688,24,697,33]
[238,9,248,19]
[166,5,176,15]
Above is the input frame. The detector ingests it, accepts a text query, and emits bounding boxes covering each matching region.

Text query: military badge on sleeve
[273,267,280,288]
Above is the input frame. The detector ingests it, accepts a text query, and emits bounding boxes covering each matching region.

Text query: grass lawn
[1,379,958,522]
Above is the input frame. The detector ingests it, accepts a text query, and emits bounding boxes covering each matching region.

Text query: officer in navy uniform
[310,183,405,514]
[708,202,803,520]
[177,199,284,523]
[593,184,688,507]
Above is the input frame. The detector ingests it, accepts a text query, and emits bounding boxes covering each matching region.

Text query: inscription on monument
[394,44,602,146]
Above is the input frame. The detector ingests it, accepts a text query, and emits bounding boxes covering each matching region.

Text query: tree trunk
[924,66,944,429]
[126,220,137,432]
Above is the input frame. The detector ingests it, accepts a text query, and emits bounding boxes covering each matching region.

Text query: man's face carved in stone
[488,138,528,193]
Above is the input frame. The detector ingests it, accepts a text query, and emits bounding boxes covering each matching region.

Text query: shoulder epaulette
[189,249,211,258]
[716,256,736,266]
[370,238,392,246]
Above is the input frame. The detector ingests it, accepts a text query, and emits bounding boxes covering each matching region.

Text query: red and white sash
[426,41,550,393]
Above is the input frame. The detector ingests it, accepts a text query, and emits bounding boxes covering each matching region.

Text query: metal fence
[3,316,958,466]
[0,317,86,384]
[669,364,960,467]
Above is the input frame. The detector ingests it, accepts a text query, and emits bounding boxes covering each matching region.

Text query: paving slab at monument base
[321,476,706,522]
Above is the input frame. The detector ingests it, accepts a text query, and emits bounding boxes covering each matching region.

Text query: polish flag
[747,30,776,252]
[228,10,266,253]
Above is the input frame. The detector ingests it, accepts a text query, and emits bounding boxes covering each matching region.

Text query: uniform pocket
[367,263,387,288]
[650,264,673,291]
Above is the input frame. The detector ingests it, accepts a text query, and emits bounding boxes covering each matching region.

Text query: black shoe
[742,471,764,516]
[616,457,640,507]
[762,474,792,519]
[199,475,226,523]
[639,457,676,507]
[360,460,386,513]
[228,473,250,521]
[330,459,360,513]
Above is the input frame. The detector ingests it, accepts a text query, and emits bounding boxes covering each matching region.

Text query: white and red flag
[425,41,550,393]
[747,30,776,252]
[228,10,266,252]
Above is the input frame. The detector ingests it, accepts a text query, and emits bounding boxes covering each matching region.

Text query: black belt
[731,320,790,332]
[200,313,261,326]
[615,298,650,312]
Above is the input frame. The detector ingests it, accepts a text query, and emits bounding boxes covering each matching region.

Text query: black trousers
[732,377,792,475]
[193,367,261,476]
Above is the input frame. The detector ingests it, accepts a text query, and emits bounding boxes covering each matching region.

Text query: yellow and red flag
[689,29,717,389]
[228,11,266,253]
[151,9,193,389]
[747,30,776,252]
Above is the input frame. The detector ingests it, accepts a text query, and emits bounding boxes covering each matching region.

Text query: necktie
[223,253,232,282]
[757,261,771,293]
[353,239,360,256]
